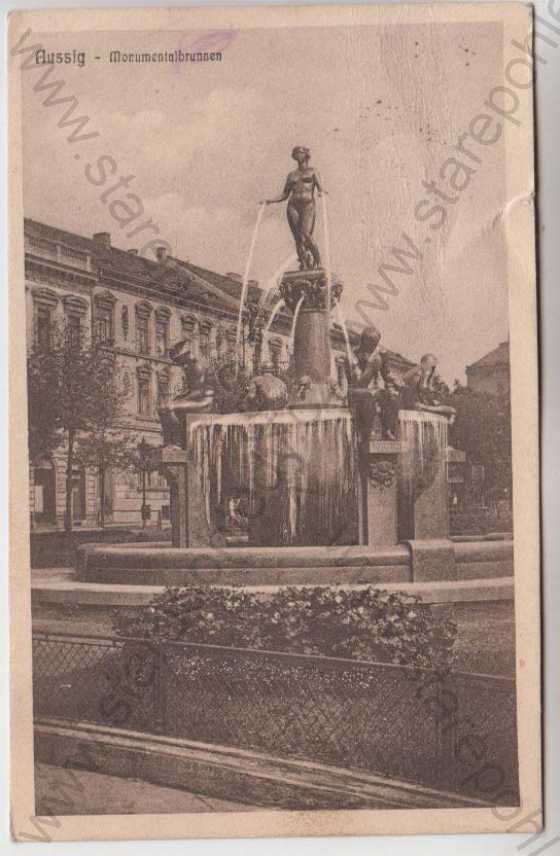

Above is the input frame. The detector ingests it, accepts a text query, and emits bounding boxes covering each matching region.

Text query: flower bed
[114,585,457,671]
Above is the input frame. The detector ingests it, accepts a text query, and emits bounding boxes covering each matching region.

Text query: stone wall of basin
[77,537,513,587]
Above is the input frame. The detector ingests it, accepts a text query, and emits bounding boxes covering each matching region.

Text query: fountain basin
[77,538,514,587]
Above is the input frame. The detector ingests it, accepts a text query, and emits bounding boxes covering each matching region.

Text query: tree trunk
[99,463,105,529]
[65,429,74,533]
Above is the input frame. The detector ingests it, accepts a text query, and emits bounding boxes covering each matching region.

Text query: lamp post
[137,437,152,528]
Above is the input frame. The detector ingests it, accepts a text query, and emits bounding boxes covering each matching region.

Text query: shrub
[113,585,457,671]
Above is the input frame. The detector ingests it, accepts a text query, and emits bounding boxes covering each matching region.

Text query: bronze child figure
[401,353,456,424]
[346,326,400,441]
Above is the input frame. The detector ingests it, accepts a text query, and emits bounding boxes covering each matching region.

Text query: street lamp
[137,437,152,528]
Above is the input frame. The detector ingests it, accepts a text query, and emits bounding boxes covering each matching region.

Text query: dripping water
[288,296,305,356]
[190,409,356,545]
[398,410,448,498]
[262,299,286,340]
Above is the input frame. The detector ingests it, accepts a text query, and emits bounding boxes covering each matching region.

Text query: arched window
[157,370,170,407]
[63,295,88,347]
[135,301,153,355]
[136,365,152,416]
[199,321,212,360]
[121,305,129,340]
[93,291,116,345]
[155,306,171,357]
[32,288,59,350]
[180,314,198,358]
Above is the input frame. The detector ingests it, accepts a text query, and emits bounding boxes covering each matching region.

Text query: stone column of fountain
[279,270,345,407]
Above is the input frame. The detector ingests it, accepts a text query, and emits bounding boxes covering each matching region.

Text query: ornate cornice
[93,289,117,308]
[26,256,95,289]
[62,294,88,315]
[31,286,59,308]
[135,300,153,318]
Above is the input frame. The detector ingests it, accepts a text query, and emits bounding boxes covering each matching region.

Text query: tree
[27,342,61,465]
[74,352,136,529]
[449,382,512,499]
[27,320,134,532]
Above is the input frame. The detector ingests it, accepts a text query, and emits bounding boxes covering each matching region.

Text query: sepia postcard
[8,2,541,842]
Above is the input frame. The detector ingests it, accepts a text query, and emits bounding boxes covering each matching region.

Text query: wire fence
[32,631,518,801]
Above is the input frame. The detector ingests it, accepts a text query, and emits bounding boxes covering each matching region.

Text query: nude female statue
[262,146,325,270]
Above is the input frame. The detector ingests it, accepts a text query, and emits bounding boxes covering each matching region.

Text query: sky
[21,21,510,382]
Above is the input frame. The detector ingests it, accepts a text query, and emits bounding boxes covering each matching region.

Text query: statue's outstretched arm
[262,176,292,205]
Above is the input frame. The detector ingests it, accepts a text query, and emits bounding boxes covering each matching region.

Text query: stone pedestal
[158,415,219,549]
[358,439,402,547]
[409,462,449,539]
[158,446,188,548]
[397,411,450,541]
[397,452,450,540]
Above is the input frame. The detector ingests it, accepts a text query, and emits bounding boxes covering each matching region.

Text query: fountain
[159,262,356,549]
[79,148,513,588]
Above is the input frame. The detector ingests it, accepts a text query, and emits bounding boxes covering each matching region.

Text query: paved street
[35,763,257,815]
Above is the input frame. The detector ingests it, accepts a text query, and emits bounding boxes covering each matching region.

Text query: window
[138,470,167,491]
[157,374,170,407]
[67,314,82,347]
[199,325,210,360]
[137,315,150,355]
[149,470,168,489]
[137,377,151,416]
[95,310,112,343]
[135,302,153,355]
[36,304,52,350]
[121,306,129,339]
[155,318,169,357]
[93,293,115,345]
[180,315,196,355]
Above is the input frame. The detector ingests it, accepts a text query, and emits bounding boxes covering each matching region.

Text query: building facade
[466,341,510,397]
[25,218,415,531]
